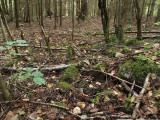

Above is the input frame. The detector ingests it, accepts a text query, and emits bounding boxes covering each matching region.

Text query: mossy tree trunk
[0,73,12,101]
[155,4,160,22]
[134,0,145,40]
[98,0,110,44]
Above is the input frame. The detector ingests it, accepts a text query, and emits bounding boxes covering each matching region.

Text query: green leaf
[12,52,25,56]
[3,54,11,60]
[0,46,6,50]
[14,44,29,46]
[6,46,12,50]
[25,67,33,73]
[18,110,25,115]
[32,71,44,78]
[33,77,46,85]
[6,41,16,45]
[18,73,31,80]
[16,40,27,43]
[9,73,19,79]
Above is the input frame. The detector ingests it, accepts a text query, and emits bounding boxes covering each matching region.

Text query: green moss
[122,47,131,53]
[106,49,119,57]
[66,44,75,57]
[94,62,108,70]
[78,80,88,88]
[53,102,67,107]
[110,35,118,42]
[91,90,110,104]
[154,40,160,43]
[61,65,80,83]
[93,43,100,49]
[118,58,160,85]
[55,82,71,91]
[144,45,153,50]
[125,38,143,46]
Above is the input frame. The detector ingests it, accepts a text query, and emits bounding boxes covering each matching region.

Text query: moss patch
[125,38,143,46]
[144,45,153,50]
[118,57,160,85]
[55,82,71,91]
[106,49,119,57]
[121,47,131,54]
[61,65,80,83]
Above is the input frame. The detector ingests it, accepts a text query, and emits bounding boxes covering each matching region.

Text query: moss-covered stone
[55,82,71,91]
[118,57,160,85]
[61,65,80,83]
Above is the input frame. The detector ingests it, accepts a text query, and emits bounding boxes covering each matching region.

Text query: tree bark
[98,0,110,44]
[14,0,19,28]
[0,73,12,101]
[155,4,160,22]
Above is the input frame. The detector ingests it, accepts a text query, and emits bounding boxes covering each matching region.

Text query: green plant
[93,43,100,49]
[66,44,75,57]
[0,40,29,60]
[106,49,119,57]
[91,90,110,104]
[124,93,135,114]
[110,35,118,43]
[9,67,46,85]
[94,62,108,70]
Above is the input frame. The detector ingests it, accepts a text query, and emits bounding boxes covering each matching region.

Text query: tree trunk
[54,0,57,29]
[14,0,19,28]
[45,0,51,17]
[79,0,88,21]
[98,0,110,44]
[9,0,13,21]
[40,0,44,27]
[0,73,12,101]
[155,4,160,22]
[134,0,145,40]
[149,0,156,17]
[59,0,62,26]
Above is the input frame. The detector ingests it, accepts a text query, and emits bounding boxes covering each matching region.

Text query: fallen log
[0,64,73,72]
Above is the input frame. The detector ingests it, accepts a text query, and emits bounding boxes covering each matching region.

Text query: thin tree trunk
[98,0,110,44]
[155,4,160,22]
[54,0,57,29]
[59,0,62,26]
[0,73,12,101]
[14,0,19,28]
[0,5,19,53]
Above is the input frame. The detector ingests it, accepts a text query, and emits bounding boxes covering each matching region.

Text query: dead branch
[0,64,73,72]
[132,73,151,118]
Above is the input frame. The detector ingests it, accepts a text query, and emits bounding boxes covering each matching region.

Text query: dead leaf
[101,67,105,72]
[109,104,114,112]
[47,83,54,88]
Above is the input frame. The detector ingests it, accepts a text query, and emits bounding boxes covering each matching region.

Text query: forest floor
[0,16,160,120]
